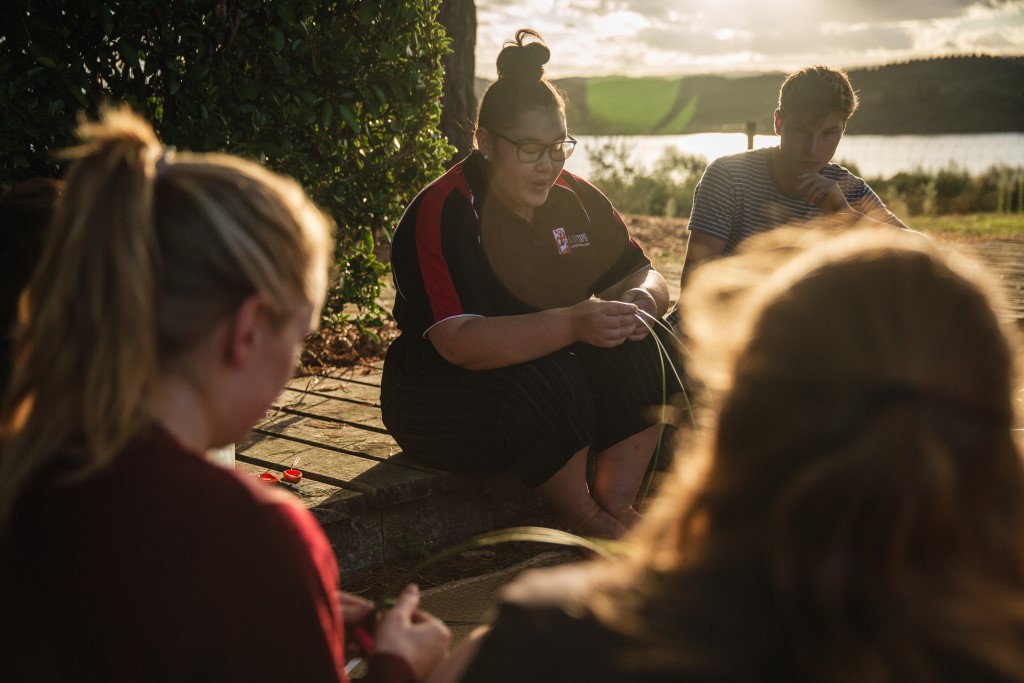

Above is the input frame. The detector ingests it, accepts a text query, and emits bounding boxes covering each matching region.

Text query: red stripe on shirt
[415,165,473,323]
[554,173,575,191]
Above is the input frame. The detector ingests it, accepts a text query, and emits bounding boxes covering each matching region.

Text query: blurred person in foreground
[429,226,1024,683]
[0,107,449,682]
[0,178,64,394]
[383,29,676,540]
[672,66,909,317]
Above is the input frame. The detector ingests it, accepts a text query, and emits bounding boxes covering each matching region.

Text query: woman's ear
[475,129,493,161]
[773,109,783,136]
[224,293,264,368]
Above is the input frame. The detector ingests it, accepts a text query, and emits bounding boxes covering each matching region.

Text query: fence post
[745,121,756,150]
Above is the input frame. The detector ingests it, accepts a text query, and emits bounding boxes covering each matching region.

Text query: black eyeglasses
[490,131,577,163]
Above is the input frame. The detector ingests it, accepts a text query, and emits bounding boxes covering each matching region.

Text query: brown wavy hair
[592,228,1024,681]
[0,107,333,527]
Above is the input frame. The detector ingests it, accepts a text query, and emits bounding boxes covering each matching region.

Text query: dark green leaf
[358,0,378,26]
[338,104,359,132]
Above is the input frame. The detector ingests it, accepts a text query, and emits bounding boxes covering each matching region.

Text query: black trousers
[380,324,681,487]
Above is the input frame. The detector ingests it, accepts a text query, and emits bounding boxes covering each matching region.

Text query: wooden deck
[965,240,1024,322]
[235,364,547,573]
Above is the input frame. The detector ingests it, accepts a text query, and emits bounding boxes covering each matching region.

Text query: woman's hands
[373,584,451,680]
[340,591,376,661]
[340,584,450,681]
[618,287,658,341]
[568,299,642,347]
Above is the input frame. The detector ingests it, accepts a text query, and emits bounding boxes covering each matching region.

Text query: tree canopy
[1,0,455,320]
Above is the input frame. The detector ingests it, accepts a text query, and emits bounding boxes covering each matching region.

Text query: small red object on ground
[258,472,279,484]
[282,469,303,484]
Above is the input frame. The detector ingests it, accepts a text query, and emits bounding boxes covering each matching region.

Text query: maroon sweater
[1,425,412,682]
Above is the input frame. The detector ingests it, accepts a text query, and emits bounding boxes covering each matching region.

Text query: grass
[907,212,1024,240]
[585,77,682,134]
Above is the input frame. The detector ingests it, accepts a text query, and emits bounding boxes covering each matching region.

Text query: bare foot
[565,507,628,540]
[607,504,642,529]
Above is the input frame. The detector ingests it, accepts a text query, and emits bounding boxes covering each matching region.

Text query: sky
[474,0,1024,77]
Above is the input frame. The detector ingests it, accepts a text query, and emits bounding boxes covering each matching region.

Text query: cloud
[826,0,1016,22]
[474,0,1024,76]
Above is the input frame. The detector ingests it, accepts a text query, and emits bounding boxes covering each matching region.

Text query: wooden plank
[253,412,401,461]
[270,388,386,431]
[235,460,386,572]
[237,428,470,507]
[967,240,1024,321]
[233,460,367,522]
[298,365,383,388]
[287,375,383,403]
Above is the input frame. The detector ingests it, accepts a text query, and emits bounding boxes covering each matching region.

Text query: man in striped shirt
[678,66,907,292]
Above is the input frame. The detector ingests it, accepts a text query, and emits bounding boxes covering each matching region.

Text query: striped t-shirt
[688,147,905,254]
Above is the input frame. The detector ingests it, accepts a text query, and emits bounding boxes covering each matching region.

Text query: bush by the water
[589,136,1024,219]
[586,139,705,218]
[865,165,1024,217]
[0,0,454,323]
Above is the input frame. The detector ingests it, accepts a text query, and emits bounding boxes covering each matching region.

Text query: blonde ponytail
[1,109,163,524]
[0,107,333,527]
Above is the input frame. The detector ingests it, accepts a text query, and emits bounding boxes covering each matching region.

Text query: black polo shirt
[390,152,651,338]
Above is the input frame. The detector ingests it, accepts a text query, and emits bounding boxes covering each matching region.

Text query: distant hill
[474,55,1024,135]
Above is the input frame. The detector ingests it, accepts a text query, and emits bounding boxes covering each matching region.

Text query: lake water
[563,132,1024,180]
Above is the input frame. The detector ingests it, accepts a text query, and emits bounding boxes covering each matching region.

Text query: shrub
[0,0,454,323]
[585,139,705,218]
[868,165,1024,216]
[932,166,972,214]
[868,170,936,216]
[979,165,1024,214]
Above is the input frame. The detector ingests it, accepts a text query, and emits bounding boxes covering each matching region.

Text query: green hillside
[477,55,1024,136]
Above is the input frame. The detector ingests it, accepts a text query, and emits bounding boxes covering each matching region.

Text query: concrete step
[235,365,547,573]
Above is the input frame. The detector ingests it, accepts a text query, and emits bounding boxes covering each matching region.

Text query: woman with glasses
[382,29,674,539]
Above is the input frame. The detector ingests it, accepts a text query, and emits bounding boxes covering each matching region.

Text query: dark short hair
[778,65,859,122]
[476,28,566,134]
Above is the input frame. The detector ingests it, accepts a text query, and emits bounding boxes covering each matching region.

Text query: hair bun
[496,28,550,82]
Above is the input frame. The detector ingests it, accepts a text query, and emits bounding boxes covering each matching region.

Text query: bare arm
[428,299,640,371]
[679,230,726,292]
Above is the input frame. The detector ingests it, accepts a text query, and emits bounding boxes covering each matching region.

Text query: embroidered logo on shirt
[569,232,591,248]
[553,227,571,254]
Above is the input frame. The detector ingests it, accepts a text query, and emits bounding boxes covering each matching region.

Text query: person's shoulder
[393,159,477,245]
[551,169,620,218]
[502,561,609,608]
[822,160,863,182]
[136,428,327,555]
[464,563,643,683]
[406,158,475,214]
[710,146,771,170]
[700,148,771,187]
[554,168,605,199]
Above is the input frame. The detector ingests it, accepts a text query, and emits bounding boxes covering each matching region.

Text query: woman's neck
[153,373,211,455]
